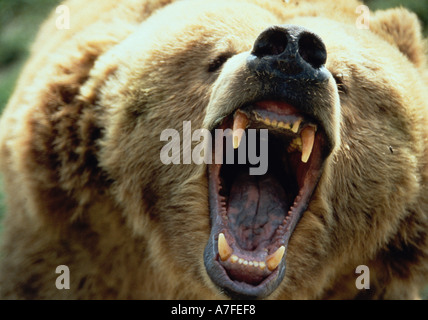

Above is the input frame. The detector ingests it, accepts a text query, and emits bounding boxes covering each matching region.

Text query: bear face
[0,0,427,299]
[95,2,341,298]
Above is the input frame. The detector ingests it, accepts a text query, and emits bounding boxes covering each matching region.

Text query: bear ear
[370,8,427,68]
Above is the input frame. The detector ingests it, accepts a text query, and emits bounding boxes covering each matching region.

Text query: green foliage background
[0,0,427,298]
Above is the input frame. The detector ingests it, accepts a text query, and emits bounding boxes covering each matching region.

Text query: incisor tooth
[233,110,249,149]
[291,119,302,133]
[278,122,291,129]
[218,233,233,261]
[230,255,238,263]
[301,125,316,163]
[266,246,285,271]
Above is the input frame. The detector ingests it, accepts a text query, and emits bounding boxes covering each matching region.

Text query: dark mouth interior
[219,132,299,285]
[220,132,298,252]
[206,100,327,297]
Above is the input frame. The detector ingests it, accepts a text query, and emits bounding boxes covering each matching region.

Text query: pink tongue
[227,172,290,251]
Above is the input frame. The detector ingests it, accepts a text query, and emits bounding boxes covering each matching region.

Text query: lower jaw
[203,165,295,298]
[203,232,288,299]
[204,136,327,299]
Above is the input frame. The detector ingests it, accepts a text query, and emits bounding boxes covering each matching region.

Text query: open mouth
[204,100,329,299]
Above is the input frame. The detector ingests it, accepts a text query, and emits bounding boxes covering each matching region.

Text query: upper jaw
[236,102,318,163]
[203,52,338,154]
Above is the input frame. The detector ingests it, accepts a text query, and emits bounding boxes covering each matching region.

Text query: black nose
[248,25,328,81]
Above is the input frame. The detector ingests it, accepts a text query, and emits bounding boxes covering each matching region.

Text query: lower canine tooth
[301,125,316,163]
[266,246,285,271]
[218,233,233,261]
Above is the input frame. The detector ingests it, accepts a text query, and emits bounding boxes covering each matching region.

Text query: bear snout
[247,25,329,83]
[205,24,339,160]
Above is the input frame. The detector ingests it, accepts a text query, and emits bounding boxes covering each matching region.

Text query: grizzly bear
[0,0,427,299]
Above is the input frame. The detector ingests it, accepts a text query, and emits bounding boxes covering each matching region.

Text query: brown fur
[0,0,427,299]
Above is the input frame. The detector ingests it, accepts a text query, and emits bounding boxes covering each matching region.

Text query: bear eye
[208,53,233,72]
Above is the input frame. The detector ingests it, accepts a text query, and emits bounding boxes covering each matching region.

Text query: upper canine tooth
[301,125,316,163]
[233,110,249,149]
[266,246,285,271]
[291,118,302,133]
[218,233,233,261]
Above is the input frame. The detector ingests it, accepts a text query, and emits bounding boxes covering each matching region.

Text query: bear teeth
[252,111,301,132]
[266,246,285,271]
[277,121,291,130]
[300,125,316,163]
[291,118,302,133]
[232,109,317,163]
[218,233,284,271]
[230,255,267,270]
[232,110,249,149]
[218,233,233,261]
[288,136,302,153]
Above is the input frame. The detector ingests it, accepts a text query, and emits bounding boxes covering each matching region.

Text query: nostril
[252,27,288,58]
[298,32,327,69]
